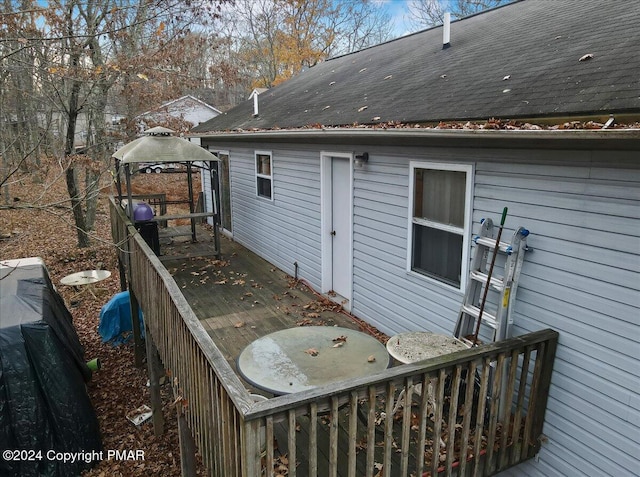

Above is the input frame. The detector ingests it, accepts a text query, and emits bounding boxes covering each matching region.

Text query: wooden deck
[161,232,443,475]
[162,231,401,475]
[162,231,373,395]
[111,198,559,477]
[159,230,512,477]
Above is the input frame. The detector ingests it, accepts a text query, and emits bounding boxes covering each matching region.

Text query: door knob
[330,230,336,236]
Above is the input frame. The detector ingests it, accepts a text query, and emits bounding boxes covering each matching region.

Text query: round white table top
[386,331,468,364]
[237,326,390,395]
[60,270,111,286]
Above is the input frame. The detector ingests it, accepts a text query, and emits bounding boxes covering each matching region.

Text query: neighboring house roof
[193,0,640,133]
[139,95,221,126]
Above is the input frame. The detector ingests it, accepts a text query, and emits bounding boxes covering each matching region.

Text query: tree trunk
[84,82,109,231]
[64,55,90,248]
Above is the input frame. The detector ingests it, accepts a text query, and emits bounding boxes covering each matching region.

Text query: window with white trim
[255,151,273,199]
[408,162,472,289]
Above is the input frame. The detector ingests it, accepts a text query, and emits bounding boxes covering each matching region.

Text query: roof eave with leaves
[192,0,640,135]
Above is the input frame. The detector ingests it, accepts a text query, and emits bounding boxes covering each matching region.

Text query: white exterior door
[321,153,353,310]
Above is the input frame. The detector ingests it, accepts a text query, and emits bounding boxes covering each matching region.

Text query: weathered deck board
[163,235,366,393]
[161,231,382,470]
[162,233,435,474]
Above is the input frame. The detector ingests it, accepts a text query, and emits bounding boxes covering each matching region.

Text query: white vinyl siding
[202,138,640,477]
[225,145,323,285]
[472,159,640,477]
[349,150,640,477]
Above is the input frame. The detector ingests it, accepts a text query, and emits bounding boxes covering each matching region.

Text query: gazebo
[112,126,220,254]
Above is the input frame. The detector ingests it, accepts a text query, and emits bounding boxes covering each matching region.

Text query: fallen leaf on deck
[234,322,245,328]
[305,348,319,356]
[367,355,376,362]
[332,335,347,342]
[332,342,344,348]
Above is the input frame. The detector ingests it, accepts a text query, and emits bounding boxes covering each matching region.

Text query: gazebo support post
[208,161,221,258]
[114,158,123,201]
[186,161,196,242]
[124,164,134,220]
[114,159,128,291]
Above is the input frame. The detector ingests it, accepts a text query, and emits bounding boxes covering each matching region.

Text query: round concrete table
[237,326,390,395]
[386,331,468,364]
[60,270,111,298]
[60,269,111,287]
[386,331,469,421]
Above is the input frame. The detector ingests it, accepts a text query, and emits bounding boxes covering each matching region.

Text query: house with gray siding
[192,1,640,476]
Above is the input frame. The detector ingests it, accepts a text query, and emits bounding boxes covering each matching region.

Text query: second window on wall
[255,151,273,200]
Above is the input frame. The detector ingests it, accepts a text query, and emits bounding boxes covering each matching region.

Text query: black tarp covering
[0,258,102,476]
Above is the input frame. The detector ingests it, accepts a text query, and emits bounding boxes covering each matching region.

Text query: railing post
[529,332,559,454]
[117,257,127,292]
[177,402,197,477]
[110,198,128,292]
[145,323,165,436]
[128,285,145,367]
[242,419,261,477]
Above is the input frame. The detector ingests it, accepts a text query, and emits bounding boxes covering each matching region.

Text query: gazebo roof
[113,127,218,164]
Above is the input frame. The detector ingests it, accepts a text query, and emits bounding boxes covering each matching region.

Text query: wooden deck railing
[110,197,558,477]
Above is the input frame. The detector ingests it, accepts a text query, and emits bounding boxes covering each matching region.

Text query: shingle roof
[193,0,640,133]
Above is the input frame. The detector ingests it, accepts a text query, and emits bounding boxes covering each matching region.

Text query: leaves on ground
[0,161,206,476]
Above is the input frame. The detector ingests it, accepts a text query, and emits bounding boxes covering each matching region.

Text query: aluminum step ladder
[454,217,530,346]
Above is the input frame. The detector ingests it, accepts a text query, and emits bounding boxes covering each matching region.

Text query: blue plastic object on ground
[98,291,144,345]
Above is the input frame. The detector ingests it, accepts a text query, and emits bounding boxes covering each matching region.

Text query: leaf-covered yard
[0,160,206,476]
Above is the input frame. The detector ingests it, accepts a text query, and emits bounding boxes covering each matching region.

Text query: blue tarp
[98,291,144,345]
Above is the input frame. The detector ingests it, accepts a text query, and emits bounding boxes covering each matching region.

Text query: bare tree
[220,0,392,89]
[1,0,226,246]
[409,0,512,29]
[1,0,46,203]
